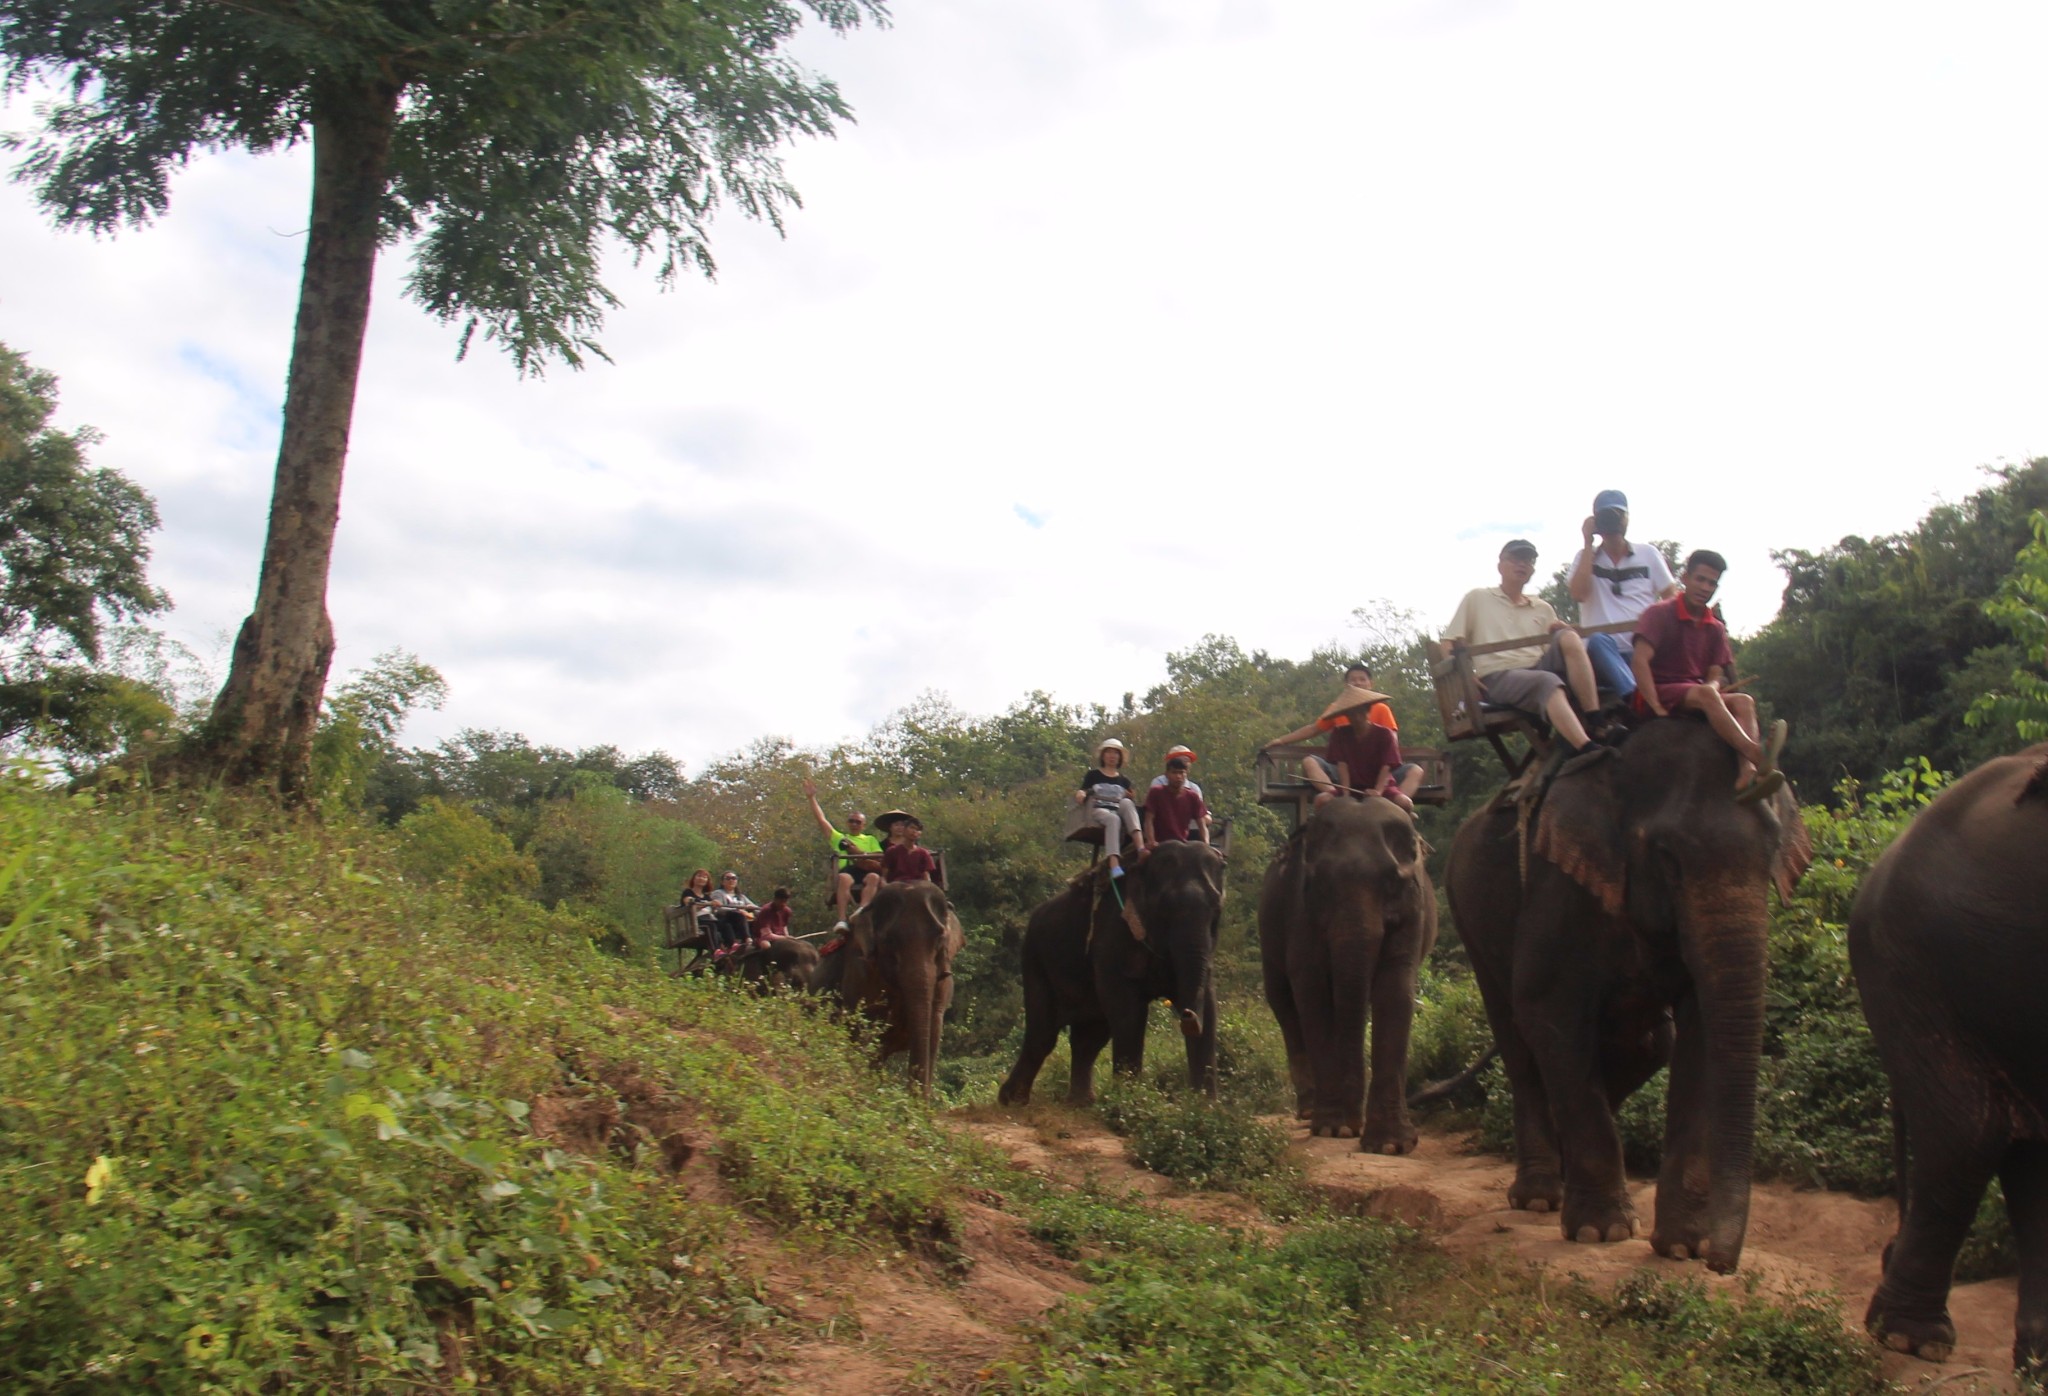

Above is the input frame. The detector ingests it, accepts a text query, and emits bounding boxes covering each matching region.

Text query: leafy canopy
[0,340,168,754]
[1967,508,2048,743]
[1,0,887,371]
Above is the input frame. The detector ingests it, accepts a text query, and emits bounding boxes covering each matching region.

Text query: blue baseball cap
[1593,489,1629,513]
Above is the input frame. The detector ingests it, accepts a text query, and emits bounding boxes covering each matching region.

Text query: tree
[1967,509,2048,744]
[1741,461,2048,794]
[0,340,169,756]
[2,0,885,796]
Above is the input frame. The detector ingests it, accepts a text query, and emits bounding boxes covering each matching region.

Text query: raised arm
[1567,516,1598,603]
[801,777,836,839]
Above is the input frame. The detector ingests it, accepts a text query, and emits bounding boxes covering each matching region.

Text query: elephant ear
[1768,786,1813,905]
[1377,811,1423,902]
[1530,760,1627,917]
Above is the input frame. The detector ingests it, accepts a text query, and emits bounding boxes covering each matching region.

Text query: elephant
[1258,796,1437,1151]
[1852,743,2048,1372]
[816,880,964,1097]
[997,839,1227,1106]
[1446,718,1810,1272]
[716,936,822,992]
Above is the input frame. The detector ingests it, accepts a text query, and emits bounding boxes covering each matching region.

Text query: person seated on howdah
[1263,662,1422,811]
[1443,537,1610,770]
[1629,549,1787,803]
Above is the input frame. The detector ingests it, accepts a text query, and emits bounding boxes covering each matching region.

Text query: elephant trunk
[898,953,940,1098]
[1685,891,1770,1273]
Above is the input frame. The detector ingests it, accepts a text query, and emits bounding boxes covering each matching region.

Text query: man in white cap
[1567,488,1678,703]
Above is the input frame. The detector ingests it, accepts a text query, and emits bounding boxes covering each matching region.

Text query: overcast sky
[5,0,2045,770]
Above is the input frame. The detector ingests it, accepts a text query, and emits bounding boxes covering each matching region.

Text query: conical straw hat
[1319,684,1391,723]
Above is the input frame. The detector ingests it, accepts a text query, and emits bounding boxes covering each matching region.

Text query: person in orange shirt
[1263,663,1422,811]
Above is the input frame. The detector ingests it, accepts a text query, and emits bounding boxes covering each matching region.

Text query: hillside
[0,775,1912,1393]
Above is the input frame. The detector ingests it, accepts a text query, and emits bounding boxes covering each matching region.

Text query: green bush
[1408,963,1491,1091]
[1095,1080,1289,1191]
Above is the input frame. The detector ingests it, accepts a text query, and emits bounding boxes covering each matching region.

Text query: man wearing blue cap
[1567,489,1678,702]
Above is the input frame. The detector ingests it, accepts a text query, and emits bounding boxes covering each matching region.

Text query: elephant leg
[1067,1017,1110,1105]
[2004,1140,2048,1374]
[1513,943,1634,1243]
[1865,1096,2003,1364]
[1470,946,1562,1211]
[1652,991,1713,1260]
[997,986,1060,1107]
[1262,951,1314,1120]
[1106,988,1149,1080]
[1311,950,1371,1139]
[1361,950,1421,1155]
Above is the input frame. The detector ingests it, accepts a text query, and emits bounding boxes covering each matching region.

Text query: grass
[0,771,1906,1394]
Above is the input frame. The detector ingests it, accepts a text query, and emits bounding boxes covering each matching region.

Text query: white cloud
[4,0,2045,769]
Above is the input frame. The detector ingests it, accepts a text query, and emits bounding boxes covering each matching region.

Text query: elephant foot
[1360,1119,1419,1156]
[1508,1169,1564,1214]
[997,1080,1027,1107]
[1866,1308,1955,1365]
[1561,1191,1637,1245]
[1310,1112,1363,1139]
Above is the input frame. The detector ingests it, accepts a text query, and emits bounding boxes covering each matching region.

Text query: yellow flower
[183,1324,227,1364]
[83,1156,116,1206]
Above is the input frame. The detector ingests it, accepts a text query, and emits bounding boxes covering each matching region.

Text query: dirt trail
[737,1112,2022,1393]
[1296,1124,2020,1395]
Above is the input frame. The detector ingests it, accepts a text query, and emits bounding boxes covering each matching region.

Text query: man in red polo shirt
[1143,755,1210,847]
[1631,549,1787,803]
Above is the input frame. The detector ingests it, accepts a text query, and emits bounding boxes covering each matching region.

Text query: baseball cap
[1500,539,1539,560]
[1593,489,1629,513]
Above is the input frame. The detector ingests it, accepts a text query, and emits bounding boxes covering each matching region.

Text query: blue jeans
[1584,632,1637,700]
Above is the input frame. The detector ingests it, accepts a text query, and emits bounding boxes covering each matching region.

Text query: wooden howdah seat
[1061,800,1232,862]
[1254,744,1450,831]
[821,849,948,894]
[1425,620,1636,774]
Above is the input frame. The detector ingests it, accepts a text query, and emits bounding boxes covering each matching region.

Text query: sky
[4,0,2046,771]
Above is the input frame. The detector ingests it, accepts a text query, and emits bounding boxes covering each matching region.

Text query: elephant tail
[1406,1044,1497,1109]
[1890,1094,1910,1217]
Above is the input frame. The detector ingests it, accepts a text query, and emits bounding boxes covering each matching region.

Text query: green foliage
[1967,507,2048,743]
[394,797,541,902]
[307,649,447,811]
[1095,1080,1291,1191]
[0,773,967,1390]
[1743,459,2048,796]
[993,1215,1885,1395]
[525,778,719,954]
[0,341,168,760]
[2,0,887,375]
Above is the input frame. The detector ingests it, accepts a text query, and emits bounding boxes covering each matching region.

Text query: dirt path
[1295,1124,2020,1395]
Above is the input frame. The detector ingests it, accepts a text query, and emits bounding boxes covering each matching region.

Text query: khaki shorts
[1479,633,1570,717]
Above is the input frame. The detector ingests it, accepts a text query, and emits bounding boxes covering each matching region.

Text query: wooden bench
[1426,620,1636,774]
[1254,743,1449,831]
[1061,799,1231,862]
[822,849,948,894]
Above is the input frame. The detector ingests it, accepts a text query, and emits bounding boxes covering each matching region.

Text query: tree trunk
[199,79,401,797]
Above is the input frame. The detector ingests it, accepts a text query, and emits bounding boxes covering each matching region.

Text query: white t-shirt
[1578,542,1676,644]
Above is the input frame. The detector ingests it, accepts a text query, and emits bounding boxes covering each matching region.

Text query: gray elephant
[1852,743,2048,1373]
[816,881,964,1097]
[997,840,1228,1106]
[716,936,822,991]
[1446,719,1810,1272]
[1259,796,1437,1151]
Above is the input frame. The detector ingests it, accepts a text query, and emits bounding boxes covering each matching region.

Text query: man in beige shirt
[1443,538,1607,764]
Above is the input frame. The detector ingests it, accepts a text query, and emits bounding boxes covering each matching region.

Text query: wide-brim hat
[872,809,917,834]
[1320,684,1391,723]
[1094,737,1128,766]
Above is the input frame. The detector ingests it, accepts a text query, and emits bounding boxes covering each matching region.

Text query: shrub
[1096,1080,1290,1191]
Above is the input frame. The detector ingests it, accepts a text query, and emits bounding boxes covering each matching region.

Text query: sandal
[1760,719,1788,775]
[1735,768,1786,805]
